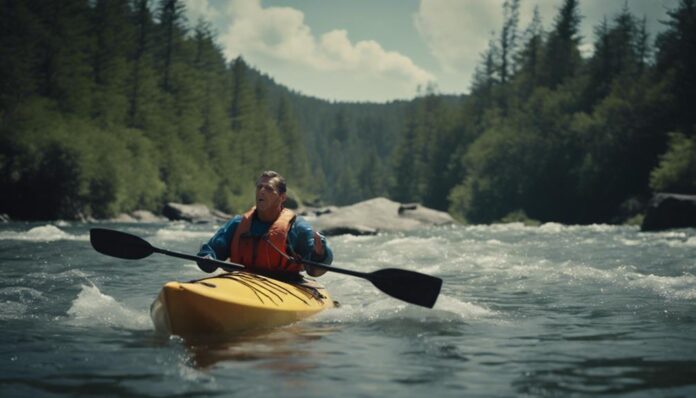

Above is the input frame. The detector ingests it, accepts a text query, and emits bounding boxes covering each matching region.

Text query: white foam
[538,222,565,233]
[67,284,151,330]
[0,286,44,300]
[485,239,505,245]
[337,234,381,243]
[433,294,497,319]
[0,225,87,241]
[0,287,44,320]
[315,279,496,325]
[0,302,29,320]
[153,228,214,241]
[571,223,620,233]
[629,273,696,300]
[618,234,696,248]
[382,236,448,247]
[619,238,642,246]
[646,231,687,239]
[465,222,528,233]
[666,236,696,248]
[512,260,696,301]
[21,269,90,285]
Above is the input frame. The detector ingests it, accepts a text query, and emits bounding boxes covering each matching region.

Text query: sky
[182,0,679,103]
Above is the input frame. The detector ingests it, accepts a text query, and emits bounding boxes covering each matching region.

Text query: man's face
[255,176,285,213]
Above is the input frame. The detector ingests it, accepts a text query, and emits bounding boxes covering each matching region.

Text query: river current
[0,221,694,397]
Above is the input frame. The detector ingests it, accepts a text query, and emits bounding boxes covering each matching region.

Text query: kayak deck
[150,271,333,336]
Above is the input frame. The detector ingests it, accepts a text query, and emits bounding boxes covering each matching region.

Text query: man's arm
[196,215,242,272]
[290,217,333,277]
[305,231,331,277]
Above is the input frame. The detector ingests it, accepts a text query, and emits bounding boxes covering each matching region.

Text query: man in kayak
[197,170,332,278]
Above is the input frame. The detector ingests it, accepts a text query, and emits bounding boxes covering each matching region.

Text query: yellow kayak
[150,271,334,336]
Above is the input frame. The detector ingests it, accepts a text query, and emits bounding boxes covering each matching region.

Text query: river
[1,221,695,397]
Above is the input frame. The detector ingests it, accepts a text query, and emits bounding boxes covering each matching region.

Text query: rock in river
[306,197,456,236]
[641,193,696,231]
[162,203,230,223]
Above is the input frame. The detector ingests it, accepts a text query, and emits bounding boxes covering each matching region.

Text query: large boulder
[109,210,168,223]
[641,193,696,231]
[109,213,137,223]
[131,210,168,222]
[307,197,456,236]
[162,203,231,223]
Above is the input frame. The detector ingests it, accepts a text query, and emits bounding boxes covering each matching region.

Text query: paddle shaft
[298,257,368,278]
[160,246,365,278]
[155,246,355,277]
[153,247,244,272]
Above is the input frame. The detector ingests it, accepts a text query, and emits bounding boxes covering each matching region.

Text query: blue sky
[183,0,678,103]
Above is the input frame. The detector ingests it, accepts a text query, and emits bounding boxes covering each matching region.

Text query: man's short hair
[257,170,287,194]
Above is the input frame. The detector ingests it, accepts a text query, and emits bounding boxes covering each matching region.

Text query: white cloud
[183,0,221,25]
[414,0,559,79]
[414,0,499,75]
[212,0,434,101]
[414,0,676,85]
[182,0,676,100]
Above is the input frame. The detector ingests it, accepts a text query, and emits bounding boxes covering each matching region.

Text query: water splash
[66,283,151,330]
[494,259,696,302]
[0,287,44,320]
[315,282,496,325]
[0,225,88,241]
[433,294,498,319]
[630,273,696,300]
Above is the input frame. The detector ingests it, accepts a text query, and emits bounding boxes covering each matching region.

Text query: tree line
[392,0,696,224]
[0,0,317,219]
[1,0,695,224]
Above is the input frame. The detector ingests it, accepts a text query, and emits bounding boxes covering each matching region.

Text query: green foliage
[447,0,690,224]
[0,0,313,220]
[499,210,540,226]
[650,132,696,193]
[655,0,696,134]
[539,0,583,89]
[389,92,459,209]
[449,120,532,223]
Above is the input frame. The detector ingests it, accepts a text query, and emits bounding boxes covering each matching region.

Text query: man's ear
[280,192,287,203]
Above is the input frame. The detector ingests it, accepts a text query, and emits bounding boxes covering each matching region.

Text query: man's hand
[303,262,327,277]
[197,255,217,273]
[306,231,328,277]
[313,231,325,258]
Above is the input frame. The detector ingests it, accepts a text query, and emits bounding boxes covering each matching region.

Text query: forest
[1,0,695,224]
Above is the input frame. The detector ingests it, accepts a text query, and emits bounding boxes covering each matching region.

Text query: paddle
[90,228,243,272]
[298,258,442,308]
[89,228,443,308]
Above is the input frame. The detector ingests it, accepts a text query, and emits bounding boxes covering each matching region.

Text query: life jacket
[230,207,304,275]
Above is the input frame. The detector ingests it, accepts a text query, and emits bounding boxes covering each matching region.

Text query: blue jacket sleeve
[315,232,333,264]
[290,217,333,264]
[197,215,243,261]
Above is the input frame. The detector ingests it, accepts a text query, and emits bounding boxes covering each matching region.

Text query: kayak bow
[150,271,333,336]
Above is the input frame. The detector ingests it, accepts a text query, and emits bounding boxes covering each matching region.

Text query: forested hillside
[1,0,695,224]
[0,0,393,219]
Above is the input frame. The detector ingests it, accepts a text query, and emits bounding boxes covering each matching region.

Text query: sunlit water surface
[1,221,695,397]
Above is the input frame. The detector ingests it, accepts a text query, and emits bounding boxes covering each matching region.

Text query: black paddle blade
[367,268,443,308]
[90,228,154,260]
